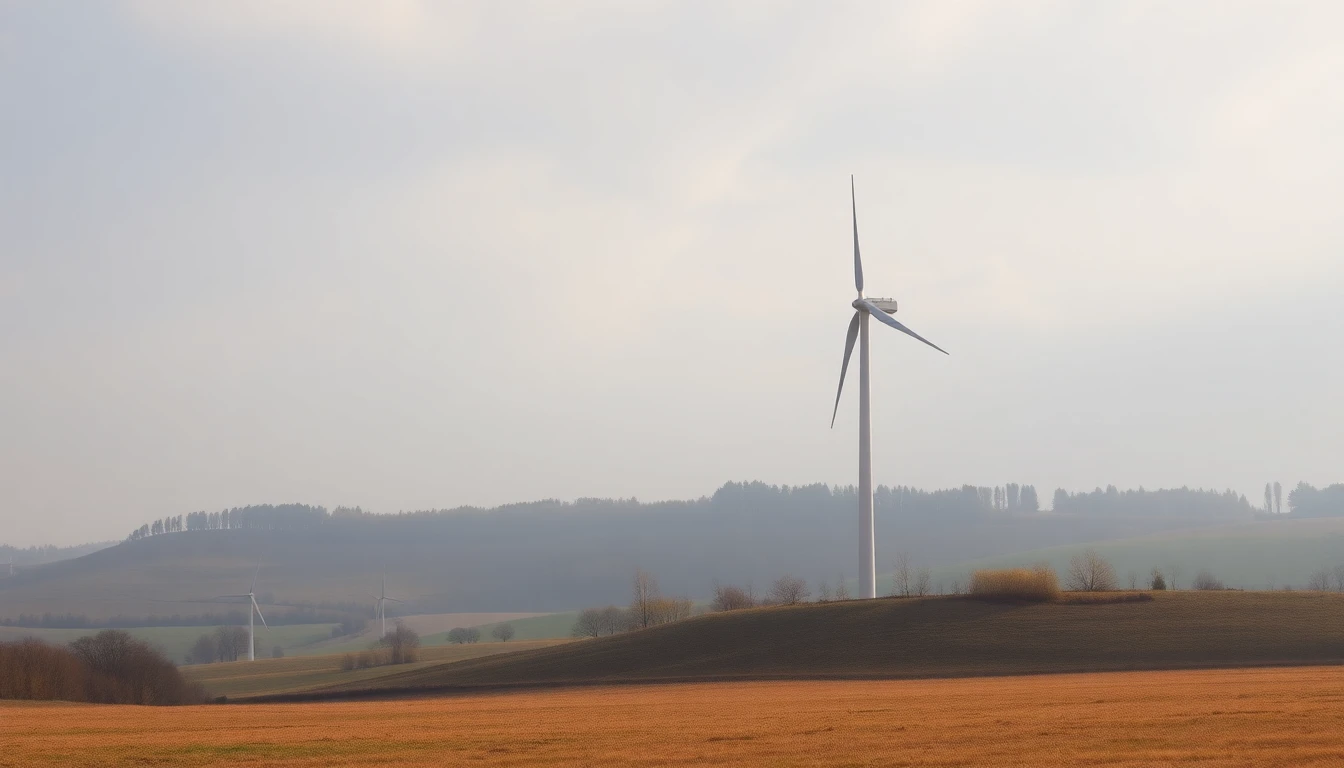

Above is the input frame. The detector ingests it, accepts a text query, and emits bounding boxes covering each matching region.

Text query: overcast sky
[3,2,1342,546]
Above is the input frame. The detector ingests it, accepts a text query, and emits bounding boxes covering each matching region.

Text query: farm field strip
[6,666,1344,766]
[182,639,569,698]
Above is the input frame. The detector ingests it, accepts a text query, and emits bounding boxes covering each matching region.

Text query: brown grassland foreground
[4,666,1344,767]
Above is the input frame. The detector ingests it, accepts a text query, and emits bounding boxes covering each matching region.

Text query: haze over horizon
[4,2,1342,546]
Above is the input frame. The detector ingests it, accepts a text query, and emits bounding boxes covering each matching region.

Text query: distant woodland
[4,480,1337,621]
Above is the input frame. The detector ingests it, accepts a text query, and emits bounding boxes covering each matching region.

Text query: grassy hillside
[301,591,1344,697]
[182,640,569,698]
[933,517,1344,591]
[0,623,336,663]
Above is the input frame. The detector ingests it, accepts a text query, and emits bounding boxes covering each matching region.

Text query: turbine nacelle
[853,298,897,314]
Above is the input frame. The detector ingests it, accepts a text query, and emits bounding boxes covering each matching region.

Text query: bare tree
[650,597,693,624]
[491,623,515,642]
[1307,566,1332,591]
[1065,550,1117,591]
[377,621,421,664]
[572,608,603,638]
[949,578,963,596]
[1333,564,1344,593]
[711,583,756,612]
[598,605,628,634]
[1127,570,1138,590]
[833,575,850,601]
[913,567,931,597]
[768,574,810,605]
[631,569,659,629]
[1192,570,1225,591]
[1167,564,1184,591]
[816,580,831,602]
[892,552,912,597]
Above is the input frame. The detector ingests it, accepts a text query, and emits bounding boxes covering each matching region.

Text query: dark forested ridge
[0,481,1281,622]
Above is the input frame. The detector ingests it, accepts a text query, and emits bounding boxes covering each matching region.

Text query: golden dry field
[5,666,1344,767]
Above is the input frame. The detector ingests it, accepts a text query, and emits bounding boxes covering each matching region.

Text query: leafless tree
[1307,566,1332,591]
[377,621,421,663]
[949,578,963,596]
[631,568,660,629]
[491,623,515,642]
[892,552,912,597]
[768,574,810,605]
[1167,564,1184,591]
[816,580,831,602]
[913,567,931,597]
[1192,570,1225,590]
[213,626,248,662]
[1065,550,1117,591]
[833,575,850,601]
[1333,564,1344,593]
[650,596,693,624]
[712,583,756,612]
[572,608,603,638]
[598,605,629,634]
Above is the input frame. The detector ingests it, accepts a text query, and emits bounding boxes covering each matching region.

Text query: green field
[932,517,1344,591]
[181,639,569,698]
[0,623,337,663]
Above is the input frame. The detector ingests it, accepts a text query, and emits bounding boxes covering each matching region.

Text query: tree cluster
[377,622,420,664]
[1287,483,1344,517]
[126,504,329,541]
[1051,486,1253,518]
[0,631,204,704]
[446,627,481,644]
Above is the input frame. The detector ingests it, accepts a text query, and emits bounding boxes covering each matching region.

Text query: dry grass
[970,565,1060,601]
[6,667,1344,766]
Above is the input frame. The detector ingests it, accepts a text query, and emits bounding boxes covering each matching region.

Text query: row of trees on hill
[119,483,1279,545]
[0,630,204,704]
[126,504,328,540]
[0,605,358,629]
[1051,486,1253,518]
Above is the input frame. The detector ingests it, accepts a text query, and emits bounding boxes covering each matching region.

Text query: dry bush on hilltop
[969,566,1060,602]
[1,632,204,705]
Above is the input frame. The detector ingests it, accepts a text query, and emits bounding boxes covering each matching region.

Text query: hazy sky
[3,2,1342,546]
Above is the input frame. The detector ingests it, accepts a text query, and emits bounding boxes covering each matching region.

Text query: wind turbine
[831,176,948,600]
[373,574,403,637]
[216,567,268,661]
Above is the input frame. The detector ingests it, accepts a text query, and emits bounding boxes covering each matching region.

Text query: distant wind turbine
[216,567,268,661]
[831,176,948,600]
[373,573,403,637]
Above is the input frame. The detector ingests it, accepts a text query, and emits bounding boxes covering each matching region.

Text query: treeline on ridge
[121,481,1285,543]
[0,604,364,629]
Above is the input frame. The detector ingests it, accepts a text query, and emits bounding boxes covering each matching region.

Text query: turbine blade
[250,564,260,594]
[252,596,267,628]
[831,311,862,428]
[851,176,864,293]
[860,300,949,355]
[385,597,403,603]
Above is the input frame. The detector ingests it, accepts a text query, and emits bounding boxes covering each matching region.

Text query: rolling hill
[0,483,1271,622]
[935,516,1344,591]
[284,591,1344,699]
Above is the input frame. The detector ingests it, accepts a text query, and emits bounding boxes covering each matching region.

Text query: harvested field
[5,667,1344,766]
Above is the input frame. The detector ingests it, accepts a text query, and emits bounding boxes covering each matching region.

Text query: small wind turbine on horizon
[373,573,403,637]
[831,176,948,600]
[215,567,268,661]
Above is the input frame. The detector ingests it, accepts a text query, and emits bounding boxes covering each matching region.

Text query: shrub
[1150,569,1167,590]
[712,584,756,612]
[0,632,204,705]
[969,566,1060,602]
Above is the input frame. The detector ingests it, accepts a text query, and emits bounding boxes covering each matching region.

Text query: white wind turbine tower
[216,567,268,661]
[831,177,948,600]
[373,574,403,637]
